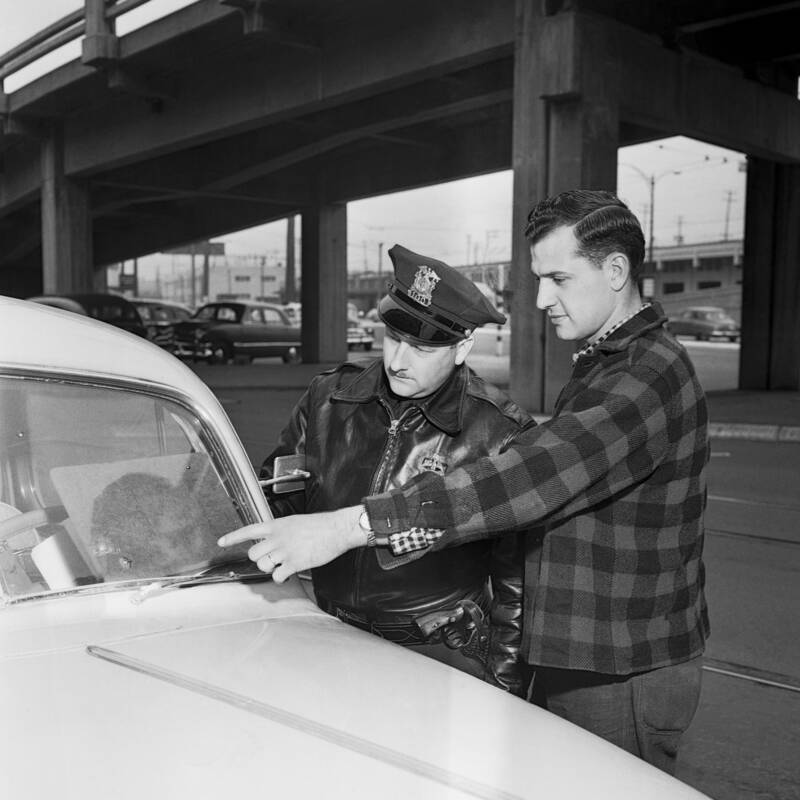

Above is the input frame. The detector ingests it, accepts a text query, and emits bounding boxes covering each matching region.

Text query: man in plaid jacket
[221,189,710,774]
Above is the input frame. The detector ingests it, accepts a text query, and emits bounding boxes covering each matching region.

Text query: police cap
[378,244,506,347]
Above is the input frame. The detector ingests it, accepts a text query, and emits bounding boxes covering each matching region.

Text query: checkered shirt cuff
[388,527,445,554]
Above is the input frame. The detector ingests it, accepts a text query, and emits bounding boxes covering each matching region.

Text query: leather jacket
[262,359,535,694]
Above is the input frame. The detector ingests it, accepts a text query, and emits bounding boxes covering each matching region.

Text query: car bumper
[173,342,213,359]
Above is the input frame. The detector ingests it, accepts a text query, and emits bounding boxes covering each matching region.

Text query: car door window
[217,307,238,322]
[0,376,252,600]
[245,308,263,325]
[262,308,283,327]
[195,306,216,321]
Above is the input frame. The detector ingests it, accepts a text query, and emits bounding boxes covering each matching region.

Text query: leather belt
[316,598,427,645]
[316,589,492,647]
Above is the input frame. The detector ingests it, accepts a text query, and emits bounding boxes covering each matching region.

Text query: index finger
[218,523,269,547]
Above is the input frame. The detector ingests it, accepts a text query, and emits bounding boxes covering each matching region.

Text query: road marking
[704,658,800,694]
[708,493,800,512]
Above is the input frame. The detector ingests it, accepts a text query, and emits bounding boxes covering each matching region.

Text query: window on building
[663,282,685,294]
[234,275,251,282]
[661,259,693,273]
[698,281,722,290]
[698,256,733,271]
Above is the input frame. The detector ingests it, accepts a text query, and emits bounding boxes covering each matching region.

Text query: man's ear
[454,335,475,365]
[606,252,631,291]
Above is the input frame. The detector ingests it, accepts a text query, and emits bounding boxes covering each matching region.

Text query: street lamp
[619,163,681,265]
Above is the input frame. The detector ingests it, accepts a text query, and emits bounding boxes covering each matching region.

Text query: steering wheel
[0,505,68,542]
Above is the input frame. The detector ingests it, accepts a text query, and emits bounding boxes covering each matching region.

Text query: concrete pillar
[300,202,347,363]
[81,0,119,66]
[284,214,297,303]
[510,5,619,412]
[41,126,93,294]
[740,158,800,390]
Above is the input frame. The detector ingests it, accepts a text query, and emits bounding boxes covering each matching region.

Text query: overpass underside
[1,0,799,408]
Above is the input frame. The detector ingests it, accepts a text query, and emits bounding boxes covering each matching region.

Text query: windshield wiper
[131,560,266,605]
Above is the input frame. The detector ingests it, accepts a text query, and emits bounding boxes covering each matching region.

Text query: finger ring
[265,552,277,568]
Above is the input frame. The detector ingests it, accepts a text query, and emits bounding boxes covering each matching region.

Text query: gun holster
[413,599,487,653]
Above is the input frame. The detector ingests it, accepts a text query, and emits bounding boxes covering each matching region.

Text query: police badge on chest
[420,452,447,475]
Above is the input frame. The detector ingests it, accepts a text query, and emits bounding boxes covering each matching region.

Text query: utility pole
[723,190,734,241]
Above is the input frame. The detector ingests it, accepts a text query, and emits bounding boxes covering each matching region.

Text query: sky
[1,1,747,275]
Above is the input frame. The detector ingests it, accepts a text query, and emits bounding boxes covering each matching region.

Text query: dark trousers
[529,656,703,774]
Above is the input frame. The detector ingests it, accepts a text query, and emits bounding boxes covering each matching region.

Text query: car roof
[1,296,211,400]
[31,292,137,306]
[131,297,192,309]
[202,300,283,308]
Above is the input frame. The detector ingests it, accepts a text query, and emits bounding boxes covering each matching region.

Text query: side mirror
[259,454,310,495]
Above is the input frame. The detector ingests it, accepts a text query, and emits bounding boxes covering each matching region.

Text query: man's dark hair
[524,189,646,280]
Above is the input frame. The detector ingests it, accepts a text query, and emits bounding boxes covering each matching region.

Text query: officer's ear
[454,334,475,365]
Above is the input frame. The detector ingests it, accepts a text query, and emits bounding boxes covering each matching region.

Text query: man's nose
[388,340,411,370]
[536,280,552,310]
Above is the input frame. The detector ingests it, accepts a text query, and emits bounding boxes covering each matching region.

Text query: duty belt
[316,592,491,649]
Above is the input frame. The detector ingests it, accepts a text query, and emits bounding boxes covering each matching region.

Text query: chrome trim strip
[87,645,524,800]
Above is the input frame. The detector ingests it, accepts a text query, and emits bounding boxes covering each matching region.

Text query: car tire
[208,341,232,365]
[283,346,301,364]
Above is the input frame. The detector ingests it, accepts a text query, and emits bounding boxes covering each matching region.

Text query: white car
[0,296,708,800]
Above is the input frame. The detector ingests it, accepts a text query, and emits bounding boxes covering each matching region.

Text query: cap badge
[408,265,440,307]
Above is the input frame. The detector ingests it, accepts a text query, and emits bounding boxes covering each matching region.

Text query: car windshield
[0,376,253,602]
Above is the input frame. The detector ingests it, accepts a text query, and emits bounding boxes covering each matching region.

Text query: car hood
[1,582,706,800]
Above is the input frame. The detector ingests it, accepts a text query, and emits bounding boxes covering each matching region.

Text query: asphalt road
[199,340,799,799]
[680,439,800,800]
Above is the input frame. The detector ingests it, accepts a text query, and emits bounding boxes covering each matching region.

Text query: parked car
[0,296,709,800]
[669,306,741,342]
[348,316,375,351]
[172,301,301,364]
[282,301,302,324]
[130,298,193,350]
[27,292,148,339]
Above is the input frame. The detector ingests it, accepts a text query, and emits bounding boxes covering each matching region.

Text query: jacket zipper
[352,404,417,608]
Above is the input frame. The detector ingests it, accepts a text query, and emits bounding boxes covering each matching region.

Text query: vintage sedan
[131,297,193,350]
[347,316,375,351]
[27,292,149,339]
[173,300,301,364]
[668,306,741,342]
[0,296,709,800]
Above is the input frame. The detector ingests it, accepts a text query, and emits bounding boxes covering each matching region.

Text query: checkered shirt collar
[572,303,653,363]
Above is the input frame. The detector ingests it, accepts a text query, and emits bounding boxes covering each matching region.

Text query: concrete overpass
[1,0,799,410]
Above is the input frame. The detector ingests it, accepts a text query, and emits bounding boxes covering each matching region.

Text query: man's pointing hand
[218,505,366,583]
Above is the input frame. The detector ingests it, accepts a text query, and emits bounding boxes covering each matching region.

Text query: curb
[708,422,800,443]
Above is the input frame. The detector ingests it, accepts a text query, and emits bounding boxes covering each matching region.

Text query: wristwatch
[358,508,387,547]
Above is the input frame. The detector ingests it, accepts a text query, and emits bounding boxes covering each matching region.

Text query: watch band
[359,508,388,547]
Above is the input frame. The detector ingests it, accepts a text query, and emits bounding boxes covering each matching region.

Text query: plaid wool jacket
[364,303,710,674]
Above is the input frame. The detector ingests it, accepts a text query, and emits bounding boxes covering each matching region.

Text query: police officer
[254,245,535,693]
